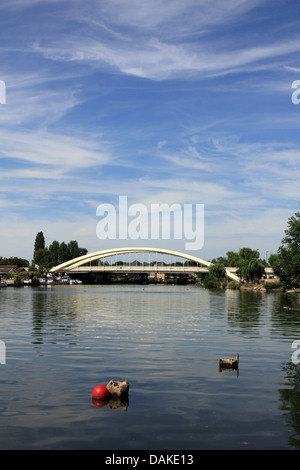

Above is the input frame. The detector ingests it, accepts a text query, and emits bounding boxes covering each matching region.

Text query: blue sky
[0,0,300,263]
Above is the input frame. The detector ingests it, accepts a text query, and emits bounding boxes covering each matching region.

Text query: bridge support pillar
[99,272,111,284]
[138,273,149,284]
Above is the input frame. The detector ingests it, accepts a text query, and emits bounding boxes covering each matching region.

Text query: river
[0,284,300,450]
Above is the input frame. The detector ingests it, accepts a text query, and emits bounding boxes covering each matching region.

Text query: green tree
[33,231,45,264]
[209,263,226,281]
[0,256,29,267]
[275,209,300,288]
[226,251,240,267]
[237,248,265,282]
[58,242,70,264]
[204,263,226,288]
[246,258,265,282]
[33,232,88,269]
[211,256,228,266]
[225,248,265,282]
[34,248,53,272]
[268,253,281,274]
[49,240,60,266]
[67,240,88,260]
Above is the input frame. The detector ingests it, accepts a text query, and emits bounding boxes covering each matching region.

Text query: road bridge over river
[50,247,241,282]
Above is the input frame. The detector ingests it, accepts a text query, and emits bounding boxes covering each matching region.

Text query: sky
[0,0,300,264]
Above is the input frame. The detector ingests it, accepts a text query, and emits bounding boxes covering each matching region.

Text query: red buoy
[92,385,110,400]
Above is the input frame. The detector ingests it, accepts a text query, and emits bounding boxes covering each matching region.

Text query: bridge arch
[50,246,240,282]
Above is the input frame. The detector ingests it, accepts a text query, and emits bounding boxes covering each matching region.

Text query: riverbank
[223,280,300,294]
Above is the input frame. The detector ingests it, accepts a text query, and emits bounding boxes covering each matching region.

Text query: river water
[0,284,300,450]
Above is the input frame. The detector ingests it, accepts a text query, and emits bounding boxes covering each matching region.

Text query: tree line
[205,206,300,289]
[33,231,88,271]
[205,247,265,288]
[267,209,300,289]
[1,206,299,288]
[0,256,30,267]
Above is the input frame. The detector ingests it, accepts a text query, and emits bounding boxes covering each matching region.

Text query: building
[0,265,27,275]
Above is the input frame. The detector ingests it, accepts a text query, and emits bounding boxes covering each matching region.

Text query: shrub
[264,281,284,291]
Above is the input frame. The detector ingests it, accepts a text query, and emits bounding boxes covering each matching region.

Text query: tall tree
[33,231,45,264]
[68,240,88,260]
[34,231,45,251]
[33,232,88,269]
[58,242,70,264]
[226,251,240,267]
[34,248,53,272]
[49,240,60,266]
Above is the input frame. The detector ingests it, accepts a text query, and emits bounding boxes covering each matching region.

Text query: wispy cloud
[31,28,300,81]
[14,0,296,81]
[0,129,113,171]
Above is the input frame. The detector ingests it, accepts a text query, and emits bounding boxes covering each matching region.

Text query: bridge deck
[63,265,239,275]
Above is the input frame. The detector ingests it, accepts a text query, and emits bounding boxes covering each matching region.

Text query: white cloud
[31,34,300,81]
[13,0,294,81]
[0,211,98,261]
[77,0,265,38]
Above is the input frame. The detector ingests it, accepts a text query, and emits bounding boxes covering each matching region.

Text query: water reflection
[218,365,239,378]
[1,285,300,449]
[92,396,129,412]
[270,294,300,340]
[31,290,79,346]
[225,290,263,335]
[224,290,300,341]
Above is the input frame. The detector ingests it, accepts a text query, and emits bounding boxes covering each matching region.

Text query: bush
[203,277,221,289]
[226,282,241,290]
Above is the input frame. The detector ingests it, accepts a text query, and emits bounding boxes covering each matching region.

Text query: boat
[61,275,71,284]
[0,280,7,288]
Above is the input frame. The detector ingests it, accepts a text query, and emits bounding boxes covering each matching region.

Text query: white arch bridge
[50,247,240,282]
